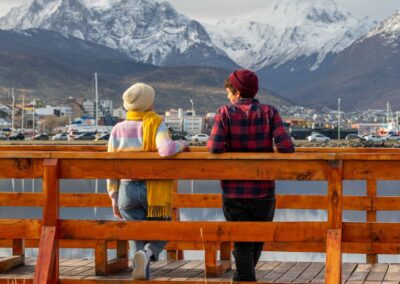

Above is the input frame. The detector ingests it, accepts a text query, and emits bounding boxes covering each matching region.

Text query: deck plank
[277,262,311,283]
[168,260,204,281]
[342,263,358,283]
[152,260,191,281]
[293,262,324,283]
[261,261,297,282]
[347,263,373,282]
[384,264,400,282]
[256,261,281,280]
[1,259,400,283]
[366,263,389,282]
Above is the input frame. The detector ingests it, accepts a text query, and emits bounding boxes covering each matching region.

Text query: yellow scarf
[127,110,173,218]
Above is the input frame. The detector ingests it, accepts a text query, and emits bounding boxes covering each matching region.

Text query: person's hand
[110,192,122,220]
[182,140,190,152]
[112,205,122,220]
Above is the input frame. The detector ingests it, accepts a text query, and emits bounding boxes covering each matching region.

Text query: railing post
[95,240,108,276]
[34,159,59,284]
[205,241,220,277]
[168,180,184,260]
[367,179,377,264]
[325,160,343,284]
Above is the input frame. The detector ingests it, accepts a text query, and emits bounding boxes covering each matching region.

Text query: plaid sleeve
[207,107,227,153]
[271,108,295,153]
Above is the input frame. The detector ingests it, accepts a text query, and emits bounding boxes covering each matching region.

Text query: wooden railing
[1,146,400,283]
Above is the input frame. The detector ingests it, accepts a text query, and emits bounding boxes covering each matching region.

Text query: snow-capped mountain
[365,10,400,44]
[263,9,400,110]
[0,0,238,69]
[205,0,375,71]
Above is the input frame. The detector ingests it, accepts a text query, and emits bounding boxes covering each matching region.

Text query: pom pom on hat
[122,83,155,112]
[229,69,259,98]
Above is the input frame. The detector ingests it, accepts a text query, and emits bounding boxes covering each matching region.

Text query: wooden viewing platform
[1,145,400,284]
[1,258,400,283]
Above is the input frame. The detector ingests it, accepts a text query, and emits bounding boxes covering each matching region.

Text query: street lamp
[11,88,15,131]
[190,99,194,135]
[338,98,341,140]
[189,99,194,194]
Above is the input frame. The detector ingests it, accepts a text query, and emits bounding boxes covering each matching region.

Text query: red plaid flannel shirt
[207,98,294,198]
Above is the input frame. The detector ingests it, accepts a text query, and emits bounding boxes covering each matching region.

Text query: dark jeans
[223,194,276,282]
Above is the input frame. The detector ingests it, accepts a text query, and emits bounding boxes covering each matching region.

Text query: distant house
[0,118,11,128]
[35,106,73,117]
[113,106,125,120]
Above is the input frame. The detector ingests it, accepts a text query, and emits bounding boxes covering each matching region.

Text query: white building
[84,99,114,117]
[164,116,183,132]
[113,106,125,119]
[35,105,73,117]
[0,118,11,128]
[0,104,12,115]
[205,113,216,130]
[183,116,204,135]
[82,99,95,117]
[100,100,113,115]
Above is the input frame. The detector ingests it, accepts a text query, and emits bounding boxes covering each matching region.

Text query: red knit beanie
[229,69,259,98]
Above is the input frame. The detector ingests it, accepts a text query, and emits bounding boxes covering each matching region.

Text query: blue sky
[1,0,399,23]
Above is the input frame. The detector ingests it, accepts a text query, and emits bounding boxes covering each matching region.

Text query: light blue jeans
[118,180,167,261]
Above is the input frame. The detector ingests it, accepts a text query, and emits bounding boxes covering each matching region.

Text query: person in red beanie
[207,69,294,282]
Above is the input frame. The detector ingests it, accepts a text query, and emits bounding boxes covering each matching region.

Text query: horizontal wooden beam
[343,223,400,243]
[343,160,400,179]
[0,219,41,239]
[59,159,330,180]
[374,197,400,210]
[0,192,43,207]
[0,158,44,178]
[59,220,327,242]
[0,239,372,254]
[0,145,105,152]
[0,192,372,211]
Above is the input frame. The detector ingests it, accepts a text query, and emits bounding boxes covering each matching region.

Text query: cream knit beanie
[122,83,155,112]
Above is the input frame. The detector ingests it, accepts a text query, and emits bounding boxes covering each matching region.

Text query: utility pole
[32,104,35,131]
[21,95,25,131]
[95,73,99,129]
[189,99,194,194]
[190,99,194,135]
[338,98,341,140]
[11,88,15,131]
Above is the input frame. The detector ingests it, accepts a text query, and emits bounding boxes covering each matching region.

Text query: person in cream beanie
[123,83,155,112]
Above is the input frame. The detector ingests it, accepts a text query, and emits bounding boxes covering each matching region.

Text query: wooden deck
[1,258,399,283]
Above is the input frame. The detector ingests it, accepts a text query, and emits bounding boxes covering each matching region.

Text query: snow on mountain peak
[0,0,236,68]
[79,0,116,9]
[366,10,400,42]
[207,0,374,70]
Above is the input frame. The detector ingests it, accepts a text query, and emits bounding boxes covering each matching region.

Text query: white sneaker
[132,250,150,280]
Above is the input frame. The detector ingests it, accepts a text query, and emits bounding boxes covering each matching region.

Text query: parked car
[189,133,210,143]
[0,132,8,140]
[306,134,330,143]
[74,132,97,141]
[96,133,110,141]
[8,132,25,140]
[382,134,400,142]
[345,134,366,142]
[32,133,49,140]
[363,135,384,145]
[51,133,68,141]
